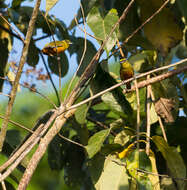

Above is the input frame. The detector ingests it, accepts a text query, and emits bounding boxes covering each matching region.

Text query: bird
[42,39,72,56]
[120,58,134,89]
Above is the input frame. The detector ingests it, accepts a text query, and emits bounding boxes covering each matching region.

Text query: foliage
[0,0,187,189]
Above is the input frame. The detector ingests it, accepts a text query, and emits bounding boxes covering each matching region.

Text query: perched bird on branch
[42,40,72,56]
[120,58,134,89]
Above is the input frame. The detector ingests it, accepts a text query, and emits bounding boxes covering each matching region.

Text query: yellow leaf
[118,143,135,159]
[7,71,21,92]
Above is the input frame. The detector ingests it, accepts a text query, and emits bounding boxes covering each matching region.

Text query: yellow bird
[42,40,72,56]
[120,58,134,89]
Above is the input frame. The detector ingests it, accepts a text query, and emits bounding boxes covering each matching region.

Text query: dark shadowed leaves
[152,135,186,190]
[48,52,69,77]
[90,65,133,118]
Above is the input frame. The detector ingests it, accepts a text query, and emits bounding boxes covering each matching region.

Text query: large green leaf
[48,52,69,77]
[85,129,110,158]
[128,50,157,73]
[90,65,133,118]
[8,7,55,35]
[126,150,153,190]
[75,103,89,124]
[48,135,66,170]
[137,0,183,56]
[11,0,26,9]
[94,156,129,190]
[152,136,186,190]
[27,40,39,67]
[64,143,92,189]
[87,7,119,53]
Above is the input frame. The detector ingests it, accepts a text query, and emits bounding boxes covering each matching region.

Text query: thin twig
[40,11,62,103]
[87,116,116,136]
[124,0,170,44]
[0,76,56,108]
[116,39,125,58]
[0,14,25,42]
[64,1,87,101]
[67,62,187,112]
[0,114,33,133]
[0,24,22,41]
[0,92,9,97]
[137,168,187,181]
[0,0,42,151]
[0,124,44,173]
[149,87,167,142]
[108,0,170,60]
[134,79,140,151]
[33,34,50,41]
[74,16,102,41]
[0,131,42,182]
[113,159,187,181]
[58,133,84,148]
[39,51,60,106]
[146,75,151,155]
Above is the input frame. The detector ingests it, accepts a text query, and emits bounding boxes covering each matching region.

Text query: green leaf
[87,7,119,53]
[128,50,157,73]
[64,143,91,189]
[126,150,153,190]
[54,18,69,40]
[6,130,21,149]
[94,156,129,190]
[149,103,158,125]
[12,0,25,9]
[75,103,89,124]
[90,65,133,118]
[27,40,39,67]
[85,129,110,158]
[48,52,69,77]
[114,129,134,146]
[126,87,147,117]
[88,154,105,185]
[74,37,97,76]
[101,92,132,117]
[45,0,59,16]
[152,136,186,190]
[137,0,183,56]
[177,0,187,23]
[48,135,66,170]
[8,7,55,35]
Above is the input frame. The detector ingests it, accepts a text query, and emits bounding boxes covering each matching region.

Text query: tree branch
[17,1,136,189]
[0,0,41,151]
